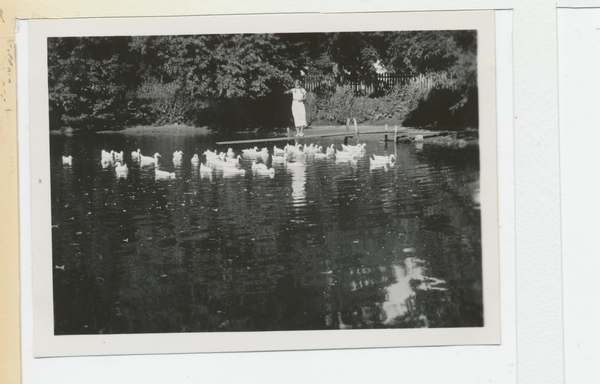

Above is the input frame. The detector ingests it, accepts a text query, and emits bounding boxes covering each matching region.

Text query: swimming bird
[225,155,242,166]
[272,153,287,164]
[251,160,269,171]
[131,149,141,161]
[114,162,129,178]
[114,151,124,162]
[101,150,114,163]
[226,148,235,158]
[256,147,270,162]
[342,143,367,152]
[372,154,396,163]
[304,143,316,154]
[253,167,275,178]
[200,162,212,174]
[191,154,200,165]
[204,150,220,165]
[335,149,357,159]
[325,144,335,156]
[114,162,129,173]
[140,152,160,167]
[155,169,176,179]
[241,147,259,157]
[62,155,73,165]
[273,145,285,156]
[222,167,246,177]
[173,150,183,165]
[369,160,390,171]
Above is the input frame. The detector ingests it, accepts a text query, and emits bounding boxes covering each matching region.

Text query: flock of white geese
[61,142,397,180]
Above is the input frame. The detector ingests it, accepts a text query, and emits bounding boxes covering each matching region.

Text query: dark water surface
[50,130,482,334]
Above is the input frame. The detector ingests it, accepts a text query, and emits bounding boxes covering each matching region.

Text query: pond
[50,129,482,334]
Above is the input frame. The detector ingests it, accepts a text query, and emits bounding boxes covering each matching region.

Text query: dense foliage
[48,31,477,131]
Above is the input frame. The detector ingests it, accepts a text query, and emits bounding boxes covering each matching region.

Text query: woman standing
[285,80,307,137]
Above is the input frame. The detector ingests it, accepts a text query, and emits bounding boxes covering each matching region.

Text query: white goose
[226,148,236,158]
[241,147,259,157]
[204,150,220,165]
[173,150,183,165]
[256,147,270,162]
[335,149,357,159]
[225,155,242,166]
[131,149,141,161]
[369,160,389,171]
[251,160,269,171]
[325,144,335,156]
[62,155,73,165]
[140,152,161,167]
[273,145,285,156]
[115,162,129,177]
[115,162,129,173]
[342,143,367,152]
[191,154,200,165]
[222,166,246,177]
[114,151,124,162]
[253,167,275,178]
[372,154,396,163]
[155,169,176,179]
[272,153,287,164]
[199,162,213,174]
[101,150,114,163]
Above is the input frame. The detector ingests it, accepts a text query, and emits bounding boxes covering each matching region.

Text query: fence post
[346,118,350,133]
[394,125,398,143]
[353,118,359,140]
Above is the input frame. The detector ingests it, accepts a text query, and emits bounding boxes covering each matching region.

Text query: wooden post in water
[346,118,350,133]
[384,124,388,142]
[353,118,359,140]
[394,125,398,143]
[287,127,290,138]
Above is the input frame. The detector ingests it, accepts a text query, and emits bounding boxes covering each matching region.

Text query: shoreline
[55,123,478,143]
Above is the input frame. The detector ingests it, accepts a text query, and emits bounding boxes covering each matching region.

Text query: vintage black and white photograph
[29,12,498,356]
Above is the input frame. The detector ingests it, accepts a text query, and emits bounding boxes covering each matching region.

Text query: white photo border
[28,10,499,357]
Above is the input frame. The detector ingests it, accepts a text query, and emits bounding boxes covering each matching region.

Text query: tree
[48,37,139,130]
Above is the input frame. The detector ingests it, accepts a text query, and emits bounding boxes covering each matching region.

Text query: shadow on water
[51,131,482,334]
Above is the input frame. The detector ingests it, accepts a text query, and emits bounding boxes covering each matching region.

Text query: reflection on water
[383,258,446,326]
[50,130,482,334]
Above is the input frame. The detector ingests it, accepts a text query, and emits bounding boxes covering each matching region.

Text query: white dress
[291,88,307,127]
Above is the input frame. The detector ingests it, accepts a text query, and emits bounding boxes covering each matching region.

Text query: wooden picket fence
[304,72,471,94]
